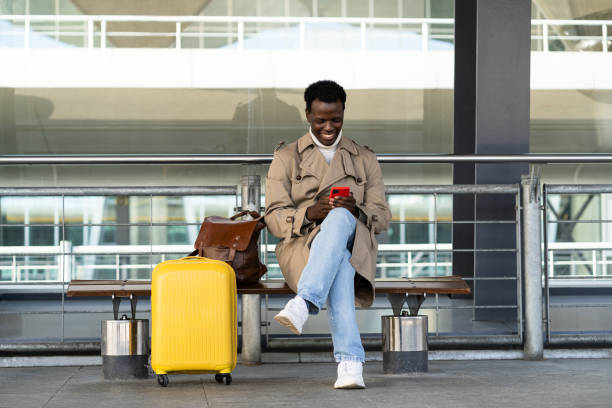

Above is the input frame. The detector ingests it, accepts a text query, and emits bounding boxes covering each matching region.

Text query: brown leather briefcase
[190,210,267,285]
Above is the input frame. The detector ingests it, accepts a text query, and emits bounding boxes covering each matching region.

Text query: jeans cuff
[335,354,365,363]
[297,293,322,315]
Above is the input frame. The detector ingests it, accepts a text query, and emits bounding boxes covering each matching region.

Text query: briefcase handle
[230,210,261,220]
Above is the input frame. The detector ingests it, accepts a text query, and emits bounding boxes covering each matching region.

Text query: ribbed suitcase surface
[151,257,237,376]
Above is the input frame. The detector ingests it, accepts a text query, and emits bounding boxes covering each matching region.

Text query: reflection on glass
[545,193,612,280]
[532,0,612,52]
[73,254,152,280]
[6,88,453,156]
[1,0,455,50]
[531,91,612,154]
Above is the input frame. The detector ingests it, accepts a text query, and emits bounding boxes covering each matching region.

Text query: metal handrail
[3,154,612,165]
[546,184,612,194]
[0,243,455,256]
[0,186,237,196]
[0,15,609,53]
[0,15,609,25]
[2,241,604,256]
[0,15,455,24]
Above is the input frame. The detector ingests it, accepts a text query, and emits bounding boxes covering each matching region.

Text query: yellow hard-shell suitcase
[151,256,237,387]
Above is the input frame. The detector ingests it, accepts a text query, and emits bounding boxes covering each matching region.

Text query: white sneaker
[334,361,366,389]
[273,296,309,335]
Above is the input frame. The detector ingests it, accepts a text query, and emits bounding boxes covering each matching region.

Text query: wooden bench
[67,276,470,319]
[68,276,470,365]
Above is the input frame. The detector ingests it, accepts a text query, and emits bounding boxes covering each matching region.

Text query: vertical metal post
[241,174,261,364]
[421,22,429,52]
[360,22,366,51]
[149,194,154,274]
[516,189,524,344]
[60,195,66,342]
[24,18,30,49]
[433,193,438,275]
[54,11,59,41]
[542,23,549,52]
[11,256,17,283]
[472,193,476,320]
[59,240,72,283]
[175,22,181,49]
[299,21,305,51]
[59,239,71,342]
[542,185,549,343]
[87,19,94,48]
[53,205,59,246]
[521,174,544,360]
[101,20,106,49]
[24,206,30,247]
[238,21,244,50]
[408,252,412,278]
[602,24,608,53]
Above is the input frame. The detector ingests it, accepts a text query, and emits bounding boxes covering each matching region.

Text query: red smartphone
[329,186,350,199]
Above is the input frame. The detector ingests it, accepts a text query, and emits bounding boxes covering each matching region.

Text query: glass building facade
[1,0,612,344]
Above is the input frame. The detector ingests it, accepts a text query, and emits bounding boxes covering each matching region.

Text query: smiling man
[264,80,391,389]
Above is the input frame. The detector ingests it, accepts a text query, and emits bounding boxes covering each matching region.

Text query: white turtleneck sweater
[310,127,342,165]
[303,127,343,225]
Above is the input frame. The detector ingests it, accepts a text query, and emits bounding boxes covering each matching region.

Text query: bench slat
[67,276,470,297]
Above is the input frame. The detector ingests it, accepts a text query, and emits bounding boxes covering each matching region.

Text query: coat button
[296,175,302,181]
[357,177,362,183]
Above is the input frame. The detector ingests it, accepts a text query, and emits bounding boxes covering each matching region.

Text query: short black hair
[304,80,346,112]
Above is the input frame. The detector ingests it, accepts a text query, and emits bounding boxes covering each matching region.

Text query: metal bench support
[522,173,544,360]
[240,174,262,364]
[386,293,426,316]
[111,293,138,320]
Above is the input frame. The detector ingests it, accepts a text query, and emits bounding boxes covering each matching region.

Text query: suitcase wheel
[157,374,169,387]
[215,373,232,385]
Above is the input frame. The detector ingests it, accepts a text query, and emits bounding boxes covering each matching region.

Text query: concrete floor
[1,358,611,408]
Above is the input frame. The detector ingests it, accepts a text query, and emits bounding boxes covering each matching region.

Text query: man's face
[306,98,344,146]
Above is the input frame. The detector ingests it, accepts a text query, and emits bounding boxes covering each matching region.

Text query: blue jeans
[297,207,365,363]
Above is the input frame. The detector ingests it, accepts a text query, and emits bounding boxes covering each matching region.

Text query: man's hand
[306,196,332,221]
[330,193,359,217]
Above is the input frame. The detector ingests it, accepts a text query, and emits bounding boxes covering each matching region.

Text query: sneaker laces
[339,361,361,375]
[287,296,308,315]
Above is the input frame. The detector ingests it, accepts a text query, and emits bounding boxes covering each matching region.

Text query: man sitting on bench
[264,80,391,389]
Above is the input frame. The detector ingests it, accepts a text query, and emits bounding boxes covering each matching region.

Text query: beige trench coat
[264,133,391,308]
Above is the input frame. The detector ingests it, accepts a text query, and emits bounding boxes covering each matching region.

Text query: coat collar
[297,132,358,155]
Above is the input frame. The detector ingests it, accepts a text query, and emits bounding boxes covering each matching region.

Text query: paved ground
[1,358,611,408]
